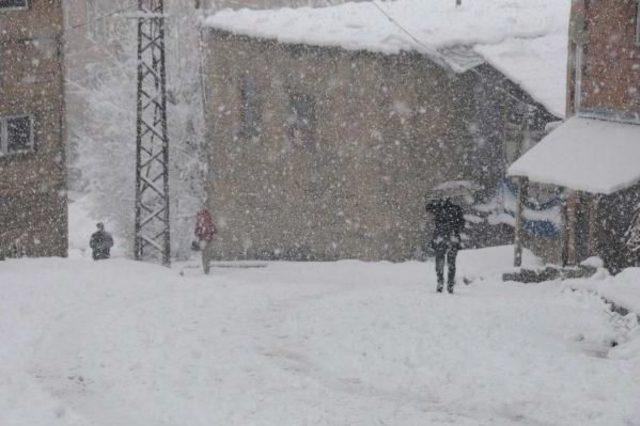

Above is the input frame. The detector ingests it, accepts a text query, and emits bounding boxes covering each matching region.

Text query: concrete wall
[202,31,556,261]
[0,0,67,257]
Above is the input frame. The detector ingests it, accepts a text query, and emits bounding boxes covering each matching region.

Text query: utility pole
[134,0,171,266]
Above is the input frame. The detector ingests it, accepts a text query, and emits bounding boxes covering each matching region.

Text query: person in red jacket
[195,209,216,274]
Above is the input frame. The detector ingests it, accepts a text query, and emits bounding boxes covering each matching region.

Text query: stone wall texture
[0,0,67,257]
[569,0,640,116]
[203,31,556,261]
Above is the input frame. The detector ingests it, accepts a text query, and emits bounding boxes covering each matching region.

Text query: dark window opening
[0,0,28,9]
[287,93,316,148]
[1,115,33,155]
[240,76,261,139]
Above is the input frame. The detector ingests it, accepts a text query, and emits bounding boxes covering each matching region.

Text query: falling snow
[1,0,639,424]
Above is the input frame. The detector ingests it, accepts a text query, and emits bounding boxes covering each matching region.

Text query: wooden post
[587,195,599,258]
[561,200,569,267]
[514,177,528,267]
[565,191,578,266]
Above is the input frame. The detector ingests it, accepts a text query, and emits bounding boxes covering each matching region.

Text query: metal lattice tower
[134,0,171,266]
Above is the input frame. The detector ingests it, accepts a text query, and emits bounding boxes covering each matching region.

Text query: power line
[370,1,547,113]
[371,2,445,68]
[67,4,138,31]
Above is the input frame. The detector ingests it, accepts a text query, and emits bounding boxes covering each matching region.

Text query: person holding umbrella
[425,181,476,293]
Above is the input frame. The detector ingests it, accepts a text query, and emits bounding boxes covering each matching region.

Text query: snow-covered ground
[1,248,639,425]
[569,267,640,319]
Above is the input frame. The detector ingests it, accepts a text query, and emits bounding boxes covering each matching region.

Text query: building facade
[568,0,640,119]
[202,30,557,261]
[510,0,640,270]
[567,0,640,268]
[0,0,67,258]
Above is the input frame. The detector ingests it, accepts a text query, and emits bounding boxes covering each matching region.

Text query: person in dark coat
[90,222,114,260]
[425,198,465,293]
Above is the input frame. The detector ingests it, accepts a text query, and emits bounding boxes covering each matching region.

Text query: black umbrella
[427,180,483,205]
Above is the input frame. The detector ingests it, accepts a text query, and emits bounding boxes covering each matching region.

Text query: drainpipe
[514,177,528,267]
[587,195,600,258]
[196,0,210,209]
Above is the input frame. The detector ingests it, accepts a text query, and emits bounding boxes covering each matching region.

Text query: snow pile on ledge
[458,244,542,282]
[569,267,640,316]
[508,117,640,194]
[568,268,640,362]
[204,0,570,116]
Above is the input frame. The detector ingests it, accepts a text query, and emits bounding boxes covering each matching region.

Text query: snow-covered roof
[508,117,640,195]
[204,0,570,117]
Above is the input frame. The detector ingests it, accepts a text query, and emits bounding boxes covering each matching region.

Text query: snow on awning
[508,117,640,195]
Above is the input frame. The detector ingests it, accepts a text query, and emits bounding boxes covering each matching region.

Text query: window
[0,0,28,9]
[0,116,34,155]
[240,76,261,138]
[287,93,316,148]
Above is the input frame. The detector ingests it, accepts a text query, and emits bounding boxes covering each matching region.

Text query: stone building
[509,0,640,270]
[201,2,567,261]
[0,0,67,258]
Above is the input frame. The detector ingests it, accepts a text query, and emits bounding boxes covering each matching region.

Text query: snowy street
[4,0,640,425]
[2,249,639,425]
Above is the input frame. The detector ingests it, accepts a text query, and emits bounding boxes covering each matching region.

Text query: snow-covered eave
[473,34,569,118]
[476,57,566,119]
[506,171,640,196]
[202,0,569,118]
[204,24,565,116]
[202,22,455,72]
[508,116,640,195]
